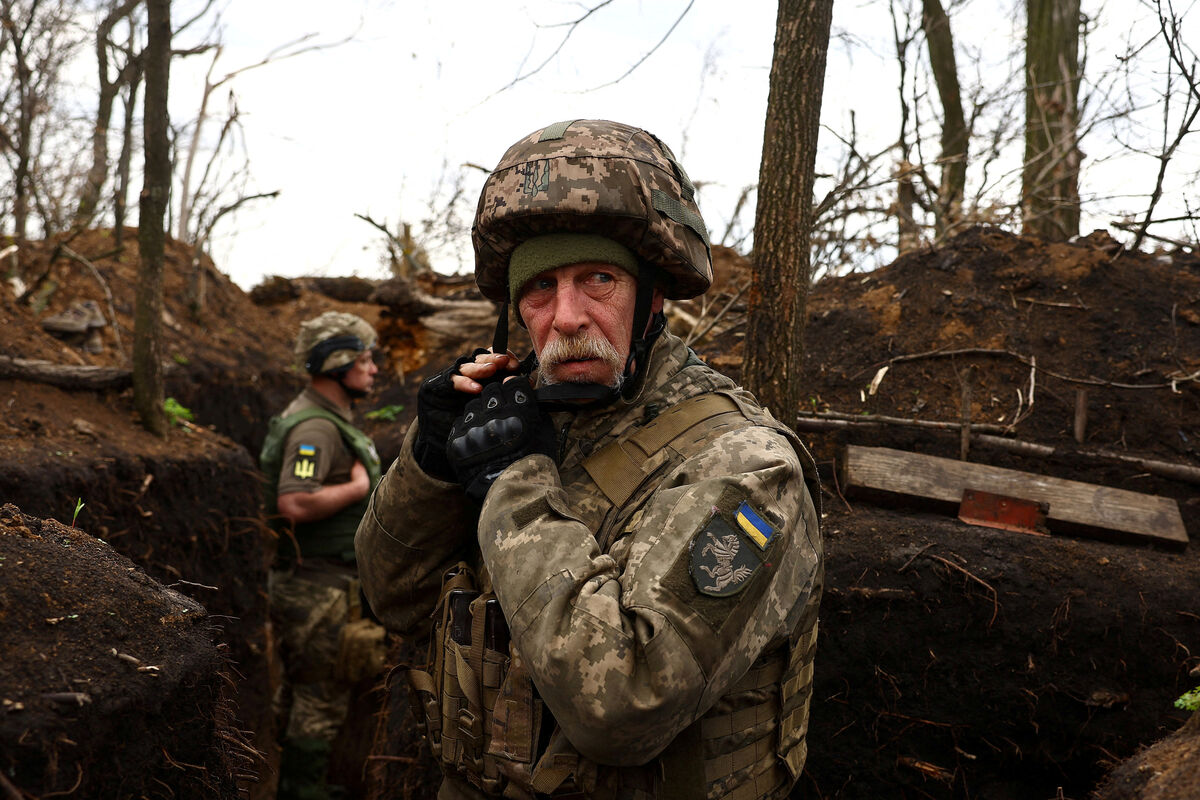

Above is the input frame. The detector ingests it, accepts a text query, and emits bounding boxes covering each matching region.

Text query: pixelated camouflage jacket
[356,328,823,776]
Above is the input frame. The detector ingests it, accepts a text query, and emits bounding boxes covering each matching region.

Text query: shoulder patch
[293,443,320,479]
[734,501,774,549]
[689,512,763,597]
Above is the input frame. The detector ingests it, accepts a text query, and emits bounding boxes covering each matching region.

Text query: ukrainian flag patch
[735,501,774,549]
[298,444,316,457]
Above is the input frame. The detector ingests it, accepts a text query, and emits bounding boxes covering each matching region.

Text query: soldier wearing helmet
[357,120,823,799]
[260,310,384,799]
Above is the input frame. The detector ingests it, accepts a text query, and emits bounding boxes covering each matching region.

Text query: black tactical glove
[413,349,490,480]
[446,377,557,503]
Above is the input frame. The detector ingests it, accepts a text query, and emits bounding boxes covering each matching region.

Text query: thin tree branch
[583,0,695,92]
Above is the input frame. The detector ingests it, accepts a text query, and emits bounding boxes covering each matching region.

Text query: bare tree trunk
[922,0,967,236]
[134,0,170,436]
[745,0,834,418]
[7,7,34,241]
[890,0,921,254]
[1022,0,1082,240]
[75,0,141,227]
[114,42,142,249]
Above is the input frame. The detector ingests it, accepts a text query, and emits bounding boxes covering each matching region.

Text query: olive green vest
[259,406,382,563]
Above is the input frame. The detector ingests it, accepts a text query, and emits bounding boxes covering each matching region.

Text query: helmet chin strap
[491,265,662,412]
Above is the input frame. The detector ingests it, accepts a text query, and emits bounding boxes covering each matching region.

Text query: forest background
[2,0,1198,290]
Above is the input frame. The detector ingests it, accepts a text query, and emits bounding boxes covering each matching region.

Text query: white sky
[176,0,778,288]
[164,0,1196,290]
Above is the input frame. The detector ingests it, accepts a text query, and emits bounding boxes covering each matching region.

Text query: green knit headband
[508,233,639,305]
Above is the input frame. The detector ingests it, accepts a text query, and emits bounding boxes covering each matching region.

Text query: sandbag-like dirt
[0,504,254,798]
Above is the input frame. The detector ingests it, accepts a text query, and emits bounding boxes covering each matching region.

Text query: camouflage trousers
[269,564,354,742]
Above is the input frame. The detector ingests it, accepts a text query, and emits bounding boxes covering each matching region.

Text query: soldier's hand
[451,350,520,394]
[446,376,556,503]
[414,349,519,480]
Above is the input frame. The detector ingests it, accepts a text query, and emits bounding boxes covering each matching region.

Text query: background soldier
[357,120,824,799]
[260,311,385,800]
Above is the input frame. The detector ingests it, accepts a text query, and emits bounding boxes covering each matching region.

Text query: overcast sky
[166,1,1193,290]
[174,0,780,288]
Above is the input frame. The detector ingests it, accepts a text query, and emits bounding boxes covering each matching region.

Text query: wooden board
[841,445,1188,547]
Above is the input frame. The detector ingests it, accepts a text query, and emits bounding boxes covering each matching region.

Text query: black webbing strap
[492,302,509,354]
[305,334,364,374]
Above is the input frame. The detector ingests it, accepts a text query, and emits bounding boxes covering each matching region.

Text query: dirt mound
[1095,712,1200,800]
[687,228,1200,538]
[3,226,1198,800]
[808,504,1199,800]
[0,503,254,798]
[800,226,1199,458]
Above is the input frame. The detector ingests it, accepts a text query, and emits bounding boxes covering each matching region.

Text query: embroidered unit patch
[735,501,774,549]
[293,443,319,480]
[689,514,763,597]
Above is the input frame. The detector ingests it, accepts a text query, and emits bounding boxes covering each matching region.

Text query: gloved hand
[413,349,489,480]
[446,377,557,502]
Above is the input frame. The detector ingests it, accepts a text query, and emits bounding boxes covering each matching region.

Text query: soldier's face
[518,261,660,387]
[341,350,378,394]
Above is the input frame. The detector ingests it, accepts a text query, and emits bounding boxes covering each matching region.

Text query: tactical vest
[259,406,382,563]
[408,391,822,799]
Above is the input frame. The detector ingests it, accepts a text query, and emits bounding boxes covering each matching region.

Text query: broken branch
[878,347,1198,390]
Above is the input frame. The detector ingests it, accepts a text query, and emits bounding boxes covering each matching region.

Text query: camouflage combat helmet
[295,311,377,375]
[472,119,713,302]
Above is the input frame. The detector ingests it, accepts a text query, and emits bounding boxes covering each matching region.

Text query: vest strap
[582,392,742,507]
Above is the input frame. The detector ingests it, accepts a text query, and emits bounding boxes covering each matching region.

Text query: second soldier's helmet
[295,311,377,376]
[471,119,713,303]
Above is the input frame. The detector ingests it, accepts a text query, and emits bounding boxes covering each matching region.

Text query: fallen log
[0,356,132,390]
[795,410,1009,434]
[794,413,1200,485]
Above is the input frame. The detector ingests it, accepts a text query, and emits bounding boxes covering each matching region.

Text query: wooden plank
[841,445,1188,547]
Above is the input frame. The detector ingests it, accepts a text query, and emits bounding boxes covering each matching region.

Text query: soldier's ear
[651,288,665,314]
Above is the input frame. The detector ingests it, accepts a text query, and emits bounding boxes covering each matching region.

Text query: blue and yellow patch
[293,443,319,479]
[734,501,774,550]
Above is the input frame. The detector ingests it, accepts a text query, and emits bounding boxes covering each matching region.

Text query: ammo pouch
[408,562,556,798]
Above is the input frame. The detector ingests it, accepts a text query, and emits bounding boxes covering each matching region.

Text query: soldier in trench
[355,120,825,799]
[260,311,386,799]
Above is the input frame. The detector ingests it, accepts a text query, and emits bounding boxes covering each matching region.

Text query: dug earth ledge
[1,226,1199,799]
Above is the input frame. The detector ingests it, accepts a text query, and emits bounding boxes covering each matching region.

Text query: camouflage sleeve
[354,422,476,636]
[477,424,822,766]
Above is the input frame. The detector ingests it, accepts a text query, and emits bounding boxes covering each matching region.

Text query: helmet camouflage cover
[472,119,713,303]
[294,311,377,374]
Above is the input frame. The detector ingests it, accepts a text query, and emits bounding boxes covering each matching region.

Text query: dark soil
[1095,711,1200,799]
[0,504,251,798]
[1,226,1197,800]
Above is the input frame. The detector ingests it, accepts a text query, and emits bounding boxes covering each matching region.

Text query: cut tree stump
[840,445,1188,547]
